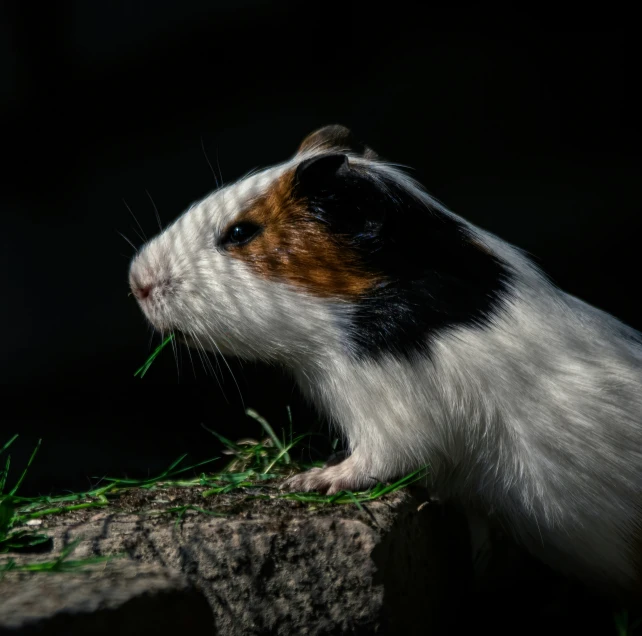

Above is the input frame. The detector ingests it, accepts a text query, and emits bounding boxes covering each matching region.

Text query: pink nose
[132,283,154,300]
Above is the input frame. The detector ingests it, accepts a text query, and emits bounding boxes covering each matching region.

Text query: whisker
[116,230,137,252]
[201,136,220,189]
[191,330,229,402]
[182,315,219,381]
[203,332,245,409]
[215,147,224,188]
[123,198,148,241]
[181,307,232,403]
[145,189,163,232]
[169,331,180,382]
[182,333,197,379]
[190,331,210,377]
[147,326,155,353]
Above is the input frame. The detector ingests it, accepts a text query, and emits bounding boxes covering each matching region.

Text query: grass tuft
[200,407,314,479]
[0,436,49,554]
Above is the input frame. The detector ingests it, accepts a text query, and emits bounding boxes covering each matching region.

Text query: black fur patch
[294,154,513,360]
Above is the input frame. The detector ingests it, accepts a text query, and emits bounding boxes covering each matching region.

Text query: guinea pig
[129,125,642,597]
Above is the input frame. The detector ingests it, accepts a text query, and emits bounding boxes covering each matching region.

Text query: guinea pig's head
[128,125,389,363]
[129,125,507,364]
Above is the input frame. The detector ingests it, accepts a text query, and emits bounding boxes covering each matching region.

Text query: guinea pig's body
[129,126,642,595]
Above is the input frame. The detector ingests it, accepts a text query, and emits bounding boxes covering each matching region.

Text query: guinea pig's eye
[220,222,262,248]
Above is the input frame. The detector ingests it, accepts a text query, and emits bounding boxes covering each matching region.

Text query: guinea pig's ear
[297,125,378,159]
[294,153,350,191]
[294,153,388,238]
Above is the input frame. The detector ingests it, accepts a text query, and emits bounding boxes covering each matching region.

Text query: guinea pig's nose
[132,283,154,300]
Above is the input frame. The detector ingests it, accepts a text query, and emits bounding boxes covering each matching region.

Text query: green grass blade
[9,439,42,497]
[370,465,429,498]
[0,542,121,576]
[16,501,109,523]
[0,435,19,457]
[245,408,289,462]
[345,490,364,511]
[134,333,175,378]
[201,423,242,452]
[58,538,82,562]
[262,434,309,474]
[0,500,15,537]
[99,453,190,485]
[0,435,19,496]
[0,529,50,553]
[98,455,219,487]
[0,454,10,496]
[286,405,293,447]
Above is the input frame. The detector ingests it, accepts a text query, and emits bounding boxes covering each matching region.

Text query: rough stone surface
[0,486,472,635]
[0,561,213,635]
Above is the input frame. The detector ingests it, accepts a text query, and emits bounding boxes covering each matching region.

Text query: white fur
[129,149,642,590]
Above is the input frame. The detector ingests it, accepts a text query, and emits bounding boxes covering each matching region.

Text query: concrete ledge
[0,486,472,635]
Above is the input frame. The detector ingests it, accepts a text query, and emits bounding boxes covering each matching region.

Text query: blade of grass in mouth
[134,333,175,378]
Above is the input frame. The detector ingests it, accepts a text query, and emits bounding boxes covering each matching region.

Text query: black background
[2,5,640,499]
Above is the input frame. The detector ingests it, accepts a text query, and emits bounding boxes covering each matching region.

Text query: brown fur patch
[222,169,381,299]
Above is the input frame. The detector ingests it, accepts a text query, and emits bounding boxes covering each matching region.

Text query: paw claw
[279,461,376,495]
[280,468,324,493]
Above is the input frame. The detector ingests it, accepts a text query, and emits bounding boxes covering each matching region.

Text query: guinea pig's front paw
[280,459,377,496]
